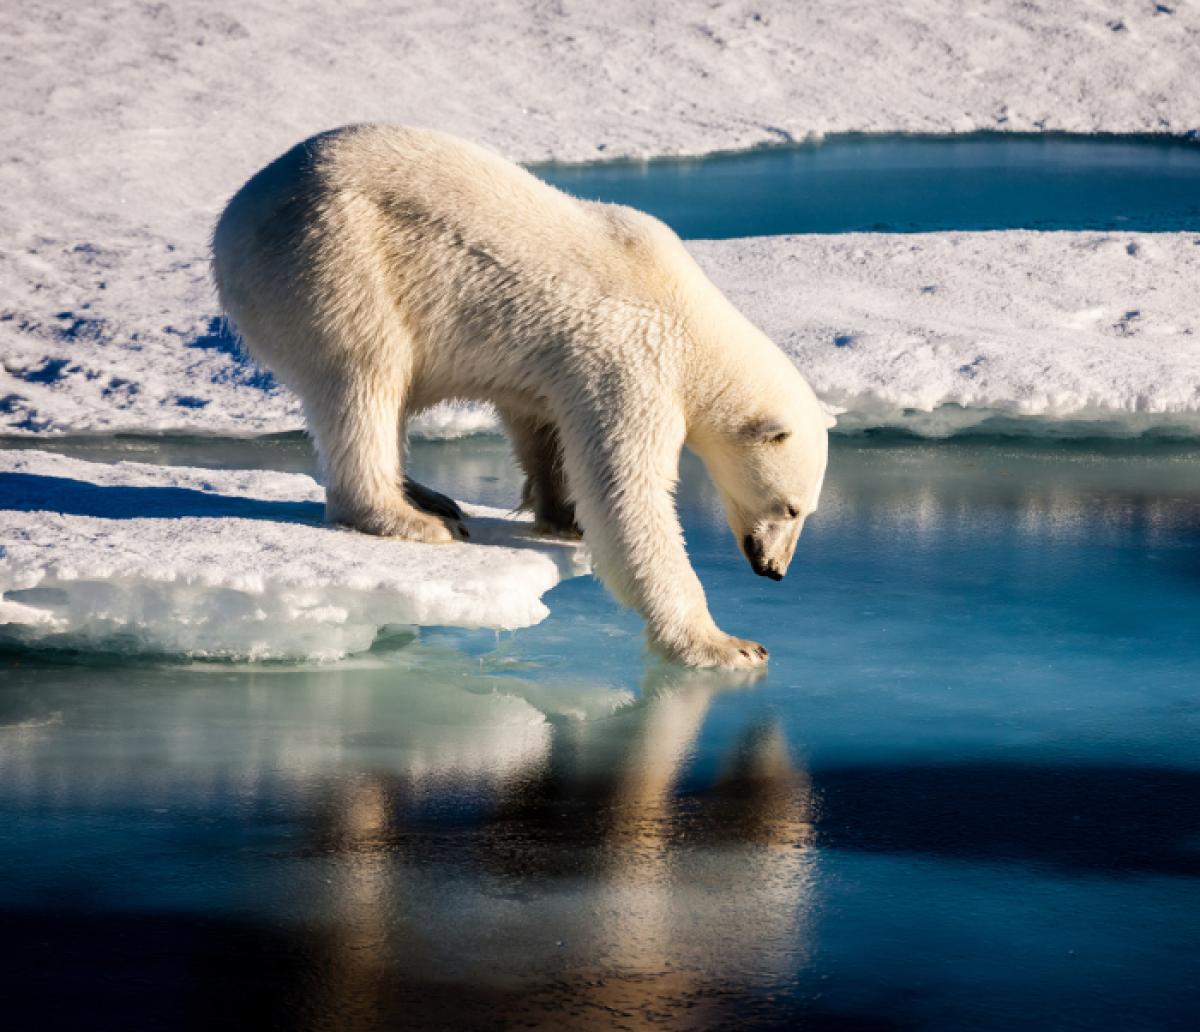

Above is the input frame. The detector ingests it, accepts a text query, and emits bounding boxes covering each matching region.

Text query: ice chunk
[409,400,501,440]
[0,450,588,660]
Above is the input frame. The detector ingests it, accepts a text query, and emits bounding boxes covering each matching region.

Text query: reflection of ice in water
[0,657,563,805]
[0,656,815,1025]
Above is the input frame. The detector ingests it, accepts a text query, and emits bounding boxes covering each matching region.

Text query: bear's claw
[403,477,466,522]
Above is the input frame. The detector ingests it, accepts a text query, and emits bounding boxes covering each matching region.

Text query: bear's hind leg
[502,411,581,537]
[305,372,464,543]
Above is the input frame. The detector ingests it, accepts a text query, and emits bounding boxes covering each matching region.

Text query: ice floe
[0,450,588,660]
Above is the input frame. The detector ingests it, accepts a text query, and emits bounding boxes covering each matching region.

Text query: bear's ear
[741,417,791,444]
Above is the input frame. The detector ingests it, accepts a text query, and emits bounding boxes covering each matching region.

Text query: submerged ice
[0,450,588,660]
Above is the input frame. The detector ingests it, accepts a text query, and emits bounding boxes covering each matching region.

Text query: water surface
[534,134,1200,237]
[2,435,1198,1029]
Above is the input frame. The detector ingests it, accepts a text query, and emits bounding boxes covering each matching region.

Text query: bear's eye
[741,418,791,444]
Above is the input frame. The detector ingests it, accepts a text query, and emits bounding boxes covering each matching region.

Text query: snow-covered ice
[692,231,1200,437]
[5,231,1198,439]
[0,449,589,659]
[2,2,1199,442]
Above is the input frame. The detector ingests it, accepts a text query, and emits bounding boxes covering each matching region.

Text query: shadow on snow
[0,472,322,523]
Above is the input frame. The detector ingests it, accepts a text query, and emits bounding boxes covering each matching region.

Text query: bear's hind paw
[336,502,465,544]
[532,517,583,539]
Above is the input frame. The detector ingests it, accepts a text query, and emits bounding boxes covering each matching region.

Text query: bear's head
[692,360,832,583]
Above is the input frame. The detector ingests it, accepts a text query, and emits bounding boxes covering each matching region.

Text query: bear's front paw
[663,632,769,670]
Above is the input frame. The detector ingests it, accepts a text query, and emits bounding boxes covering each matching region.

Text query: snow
[5,231,1198,440]
[691,231,1200,437]
[0,449,589,660]
[2,1,1197,439]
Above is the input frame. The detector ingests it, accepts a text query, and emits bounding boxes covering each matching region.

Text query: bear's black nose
[744,535,783,580]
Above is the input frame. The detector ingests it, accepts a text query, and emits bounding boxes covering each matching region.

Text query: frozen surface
[0,449,588,659]
[2,1,1199,440]
[693,231,1200,436]
[6,231,1197,439]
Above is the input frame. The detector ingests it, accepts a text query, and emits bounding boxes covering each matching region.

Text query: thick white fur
[213,125,829,668]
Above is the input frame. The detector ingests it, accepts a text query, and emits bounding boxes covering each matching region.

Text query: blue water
[3,434,1198,1029]
[534,134,1200,237]
[6,133,1200,1028]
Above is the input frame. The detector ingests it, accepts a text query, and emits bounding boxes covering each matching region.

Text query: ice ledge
[0,450,589,661]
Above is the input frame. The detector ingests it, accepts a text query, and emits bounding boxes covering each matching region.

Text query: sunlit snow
[0,450,589,659]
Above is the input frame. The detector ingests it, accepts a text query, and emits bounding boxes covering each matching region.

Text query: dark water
[2,435,1199,1029]
[534,134,1200,237]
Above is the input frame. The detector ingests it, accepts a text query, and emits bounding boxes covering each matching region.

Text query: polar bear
[213,125,829,668]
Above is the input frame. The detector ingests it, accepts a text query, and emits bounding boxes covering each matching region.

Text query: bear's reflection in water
[0,659,815,1028]
[301,669,816,1029]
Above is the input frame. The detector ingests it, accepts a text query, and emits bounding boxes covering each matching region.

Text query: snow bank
[0,450,588,660]
[5,231,1197,439]
[691,231,1200,436]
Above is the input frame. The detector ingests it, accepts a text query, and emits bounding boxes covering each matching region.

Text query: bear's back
[319,126,604,273]
[223,126,688,303]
